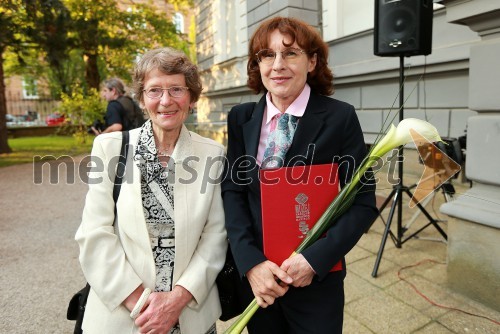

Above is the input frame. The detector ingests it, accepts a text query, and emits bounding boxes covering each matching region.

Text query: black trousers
[239,271,345,334]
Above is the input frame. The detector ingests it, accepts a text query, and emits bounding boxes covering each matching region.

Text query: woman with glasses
[76,47,227,334]
[222,17,377,333]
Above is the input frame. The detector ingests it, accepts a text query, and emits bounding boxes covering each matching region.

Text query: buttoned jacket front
[76,126,227,334]
[222,93,378,279]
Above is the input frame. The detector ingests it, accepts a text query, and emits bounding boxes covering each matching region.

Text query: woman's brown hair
[247,16,334,96]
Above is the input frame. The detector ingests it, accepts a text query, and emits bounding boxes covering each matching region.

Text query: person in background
[92,77,146,134]
[77,47,227,334]
[222,16,378,333]
[91,77,127,134]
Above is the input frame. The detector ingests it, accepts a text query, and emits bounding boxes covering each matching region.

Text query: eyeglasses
[143,86,189,99]
[255,47,306,65]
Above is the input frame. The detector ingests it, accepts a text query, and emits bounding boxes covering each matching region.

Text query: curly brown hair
[132,47,202,104]
[247,17,334,96]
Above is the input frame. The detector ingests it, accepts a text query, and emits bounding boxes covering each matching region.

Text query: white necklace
[157,147,173,156]
[154,134,176,157]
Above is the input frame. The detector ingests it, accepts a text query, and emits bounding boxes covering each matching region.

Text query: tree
[3,0,84,99]
[24,0,76,97]
[0,0,194,154]
[0,0,27,154]
[65,0,191,90]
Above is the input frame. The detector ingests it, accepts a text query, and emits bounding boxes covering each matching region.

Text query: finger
[272,283,289,297]
[254,280,285,300]
[280,258,291,271]
[278,280,289,288]
[134,298,151,327]
[272,267,293,285]
[292,272,314,288]
[255,296,268,308]
[262,293,277,306]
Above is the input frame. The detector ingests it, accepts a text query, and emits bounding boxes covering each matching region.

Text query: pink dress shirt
[256,84,311,166]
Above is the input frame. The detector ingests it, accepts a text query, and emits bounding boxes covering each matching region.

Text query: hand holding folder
[260,163,343,272]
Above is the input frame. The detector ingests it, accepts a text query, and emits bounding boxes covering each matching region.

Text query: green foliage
[62,0,192,89]
[0,0,29,153]
[0,135,93,167]
[3,0,194,94]
[0,0,26,53]
[170,0,194,10]
[57,86,105,144]
[0,0,195,153]
[24,0,74,95]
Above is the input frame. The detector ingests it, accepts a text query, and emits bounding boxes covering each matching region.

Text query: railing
[5,92,60,128]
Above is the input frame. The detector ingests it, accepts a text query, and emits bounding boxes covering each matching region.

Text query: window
[173,12,184,33]
[323,0,444,42]
[323,0,375,41]
[22,77,39,99]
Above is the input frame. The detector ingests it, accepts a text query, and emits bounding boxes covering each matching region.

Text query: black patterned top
[133,121,216,334]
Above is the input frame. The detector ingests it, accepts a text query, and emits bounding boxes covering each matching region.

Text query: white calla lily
[395,118,442,146]
[371,118,442,158]
[370,124,397,158]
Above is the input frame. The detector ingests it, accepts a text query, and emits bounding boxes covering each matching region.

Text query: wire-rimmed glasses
[143,86,190,99]
[255,47,306,65]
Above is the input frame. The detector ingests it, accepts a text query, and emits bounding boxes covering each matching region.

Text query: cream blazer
[76,126,227,334]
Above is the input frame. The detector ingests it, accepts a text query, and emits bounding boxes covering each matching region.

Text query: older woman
[222,17,378,333]
[76,47,227,334]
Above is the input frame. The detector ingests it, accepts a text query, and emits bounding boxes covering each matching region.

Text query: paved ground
[1,151,499,333]
[0,156,87,333]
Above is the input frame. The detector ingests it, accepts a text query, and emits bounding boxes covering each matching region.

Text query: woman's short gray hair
[132,47,202,104]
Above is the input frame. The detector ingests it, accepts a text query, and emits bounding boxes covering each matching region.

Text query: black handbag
[67,131,129,333]
[216,246,245,321]
[66,283,90,333]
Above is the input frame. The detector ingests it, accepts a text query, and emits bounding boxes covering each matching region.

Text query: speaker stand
[371,56,447,278]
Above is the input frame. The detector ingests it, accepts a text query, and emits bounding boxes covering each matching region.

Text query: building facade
[195,0,500,310]
[194,0,480,144]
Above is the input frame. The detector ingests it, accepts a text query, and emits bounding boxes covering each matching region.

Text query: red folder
[260,163,343,272]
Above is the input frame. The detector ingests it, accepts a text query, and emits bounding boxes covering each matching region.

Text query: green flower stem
[297,154,381,254]
[225,299,259,333]
[295,187,353,253]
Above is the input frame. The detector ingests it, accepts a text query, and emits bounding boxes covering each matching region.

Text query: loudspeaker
[374,0,433,57]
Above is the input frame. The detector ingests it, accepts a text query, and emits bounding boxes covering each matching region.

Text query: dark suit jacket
[222,92,378,280]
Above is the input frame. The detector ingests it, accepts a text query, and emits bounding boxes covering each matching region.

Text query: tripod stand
[402,174,455,242]
[371,56,448,278]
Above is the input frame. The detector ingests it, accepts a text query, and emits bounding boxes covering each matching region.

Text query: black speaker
[374,0,433,57]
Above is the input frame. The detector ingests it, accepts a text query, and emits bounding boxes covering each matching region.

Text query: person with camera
[91,77,145,134]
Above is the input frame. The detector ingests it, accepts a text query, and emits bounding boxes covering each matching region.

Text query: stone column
[440,0,500,310]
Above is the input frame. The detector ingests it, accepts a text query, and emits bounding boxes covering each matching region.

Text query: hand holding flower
[246,261,292,308]
[280,254,315,288]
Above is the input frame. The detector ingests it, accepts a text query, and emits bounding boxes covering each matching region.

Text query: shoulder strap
[116,96,136,115]
[112,131,129,205]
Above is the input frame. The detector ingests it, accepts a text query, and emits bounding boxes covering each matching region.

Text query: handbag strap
[112,131,129,222]
[70,131,130,321]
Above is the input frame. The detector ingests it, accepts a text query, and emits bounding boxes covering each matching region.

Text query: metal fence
[6,92,60,128]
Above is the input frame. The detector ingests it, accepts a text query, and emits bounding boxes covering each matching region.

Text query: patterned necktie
[262,113,298,169]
